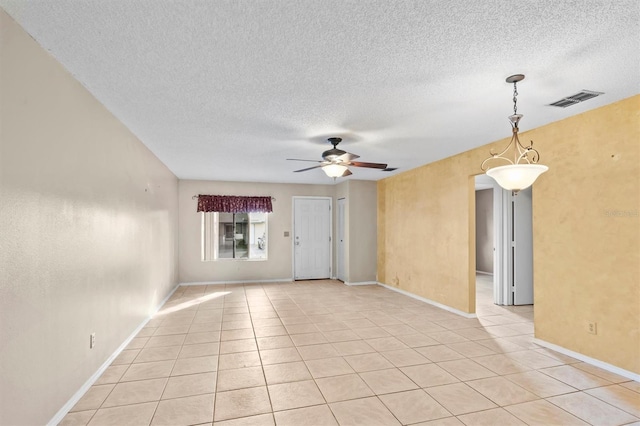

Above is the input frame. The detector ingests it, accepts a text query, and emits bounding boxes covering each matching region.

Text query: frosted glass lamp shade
[322,164,348,178]
[486,164,548,191]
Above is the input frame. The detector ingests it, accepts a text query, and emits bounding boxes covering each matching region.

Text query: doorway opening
[336,197,346,282]
[473,175,534,313]
[474,175,495,314]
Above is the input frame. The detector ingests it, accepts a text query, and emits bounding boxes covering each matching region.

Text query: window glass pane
[218,212,234,259]
[202,211,268,261]
[249,212,267,259]
[234,213,249,259]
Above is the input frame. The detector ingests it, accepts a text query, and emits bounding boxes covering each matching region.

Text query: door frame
[336,197,346,282]
[494,184,510,305]
[473,175,534,308]
[474,174,502,305]
[291,196,333,280]
[487,182,533,306]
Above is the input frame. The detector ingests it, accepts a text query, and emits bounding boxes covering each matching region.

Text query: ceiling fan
[287,137,395,178]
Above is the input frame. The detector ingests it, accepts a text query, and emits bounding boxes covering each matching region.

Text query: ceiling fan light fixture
[289,137,390,177]
[481,74,549,192]
[322,164,348,178]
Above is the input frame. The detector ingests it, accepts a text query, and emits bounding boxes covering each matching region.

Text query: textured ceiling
[2,1,639,184]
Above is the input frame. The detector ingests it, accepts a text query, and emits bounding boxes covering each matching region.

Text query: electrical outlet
[587,322,597,335]
[90,333,96,348]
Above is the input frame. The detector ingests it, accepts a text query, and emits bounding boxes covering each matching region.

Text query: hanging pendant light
[481,74,548,192]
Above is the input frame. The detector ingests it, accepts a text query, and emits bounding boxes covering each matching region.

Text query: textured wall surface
[532,96,639,373]
[378,95,640,373]
[378,154,475,313]
[0,11,179,425]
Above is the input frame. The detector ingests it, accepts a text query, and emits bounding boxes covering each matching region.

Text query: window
[202,212,268,260]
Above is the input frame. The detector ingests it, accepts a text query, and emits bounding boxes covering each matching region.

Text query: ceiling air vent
[548,90,604,108]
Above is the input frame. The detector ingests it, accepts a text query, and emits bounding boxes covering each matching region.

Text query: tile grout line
[253,283,276,425]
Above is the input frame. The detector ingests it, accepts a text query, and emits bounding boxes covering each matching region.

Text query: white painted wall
[333,180,378,284]
[347,180,378,283]
[0,11,179,425]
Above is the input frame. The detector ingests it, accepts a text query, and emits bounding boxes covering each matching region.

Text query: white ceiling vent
[548,90,604,108]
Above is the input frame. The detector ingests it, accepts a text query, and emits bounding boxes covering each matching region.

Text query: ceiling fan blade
[349,161,388,169]
[287,158,322,163]
[293,165,324,172]
[336,152,360,162]
[341,168,353,177]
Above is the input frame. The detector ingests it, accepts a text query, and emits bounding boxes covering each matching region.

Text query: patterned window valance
[197,195,273,213]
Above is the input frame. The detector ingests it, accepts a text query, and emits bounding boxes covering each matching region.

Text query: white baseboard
[533,338,640,382]
[180,278,293,286]
[377,282,477,319]
[48,283,180,426]
[344,281,378,286]
[475,270,493,276]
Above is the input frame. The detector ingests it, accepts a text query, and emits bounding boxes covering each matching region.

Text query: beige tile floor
[61,276,640,425]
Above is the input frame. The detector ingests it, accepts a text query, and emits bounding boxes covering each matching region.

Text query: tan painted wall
[378,95,640,373]
[532,96,639,373]
[378,156,476,312]
[179,179,336,283]
[0,10,179,425]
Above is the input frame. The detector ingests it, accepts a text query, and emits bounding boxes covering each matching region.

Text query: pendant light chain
[512,81,518,116]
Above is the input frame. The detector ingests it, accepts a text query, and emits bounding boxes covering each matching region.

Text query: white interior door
[337,198,346,282]
[512,187,534,305]
[294,197,331,280]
